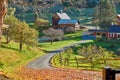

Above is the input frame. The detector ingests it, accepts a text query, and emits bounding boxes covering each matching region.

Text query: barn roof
[118,14,120,17]
[58,19,78,24]
[56,13,71,20]
[117,14,120,20]
[108,25,120,33]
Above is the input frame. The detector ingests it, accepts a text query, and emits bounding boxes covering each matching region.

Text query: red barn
[52,11,80,31]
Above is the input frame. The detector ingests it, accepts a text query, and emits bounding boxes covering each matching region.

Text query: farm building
[88,25,120,39]
[88,29,107,37]
[52,10,80,31]
[107,25,120,39]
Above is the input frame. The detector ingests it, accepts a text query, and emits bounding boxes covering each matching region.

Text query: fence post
[103,67,111,80]
[102,67,116,80]
[111,70,115,80]
[64,58,66,66]
[59,52,62,65]
[75,57,79,68]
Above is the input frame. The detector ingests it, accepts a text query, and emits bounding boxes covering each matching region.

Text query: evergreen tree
[93,0,117,30]
[92,5,99,28]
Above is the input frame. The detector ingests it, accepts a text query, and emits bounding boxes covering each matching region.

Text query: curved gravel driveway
[27,52,58,69]
[27,40,91,69]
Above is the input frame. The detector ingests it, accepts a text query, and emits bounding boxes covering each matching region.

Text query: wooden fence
[52,53,120,69]
[52,54,120,80]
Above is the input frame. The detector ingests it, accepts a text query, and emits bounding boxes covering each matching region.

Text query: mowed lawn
[38,31,83,51]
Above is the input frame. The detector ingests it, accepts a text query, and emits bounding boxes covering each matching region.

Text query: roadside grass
[0,39,45,77]
[83,40,120,52]
[38,40,77,51]
[38,31,83,51]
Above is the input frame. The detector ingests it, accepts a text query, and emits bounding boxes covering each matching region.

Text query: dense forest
[8,0,120,23]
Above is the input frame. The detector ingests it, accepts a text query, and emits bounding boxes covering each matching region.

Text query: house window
[102,33,106,36]
[97,33,101,35]
[118,34,120,38]
[110,33,112,38]
[110,33,113,38]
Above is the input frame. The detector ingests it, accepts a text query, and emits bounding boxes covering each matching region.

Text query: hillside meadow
[0,37,45,78]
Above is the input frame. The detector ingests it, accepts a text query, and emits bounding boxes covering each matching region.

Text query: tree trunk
[20,41,22,51]
[51,40,53,44]
[5,36,11,44]
[50,39,53,44]
[19,35,23,51]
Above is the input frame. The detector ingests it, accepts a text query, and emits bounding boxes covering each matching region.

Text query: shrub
[65,27,75,33]
[116,48,120,55]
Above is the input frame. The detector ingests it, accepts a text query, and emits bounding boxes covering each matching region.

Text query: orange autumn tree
[0,0,7,46]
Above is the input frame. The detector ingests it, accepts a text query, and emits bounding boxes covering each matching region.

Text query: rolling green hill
[0,38,45,77]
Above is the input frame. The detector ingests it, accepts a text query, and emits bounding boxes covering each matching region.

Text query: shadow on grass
[69,36,82,41]
[1,44,20,52]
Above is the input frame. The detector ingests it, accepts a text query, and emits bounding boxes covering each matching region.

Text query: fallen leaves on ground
[0,71,13,80]
[13,67,120,80]
[15,67,102,80]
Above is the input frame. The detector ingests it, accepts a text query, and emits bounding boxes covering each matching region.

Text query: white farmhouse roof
[56,12,71,20]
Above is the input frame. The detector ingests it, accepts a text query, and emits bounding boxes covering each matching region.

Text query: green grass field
[0,38,45,75]
[38,31,83,51]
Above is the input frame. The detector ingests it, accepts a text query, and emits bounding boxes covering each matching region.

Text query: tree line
[93,0,119,30]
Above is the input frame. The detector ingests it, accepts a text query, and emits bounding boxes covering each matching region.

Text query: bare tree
[65,27,75,33]
[42,28,64,44]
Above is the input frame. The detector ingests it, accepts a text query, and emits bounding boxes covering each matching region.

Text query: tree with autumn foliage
[0,0,7,46]
[13,21,38,51]
[4,7,18,43]
[77,44,114,68]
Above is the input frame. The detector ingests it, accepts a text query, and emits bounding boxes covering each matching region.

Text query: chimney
[111,22,114,25]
